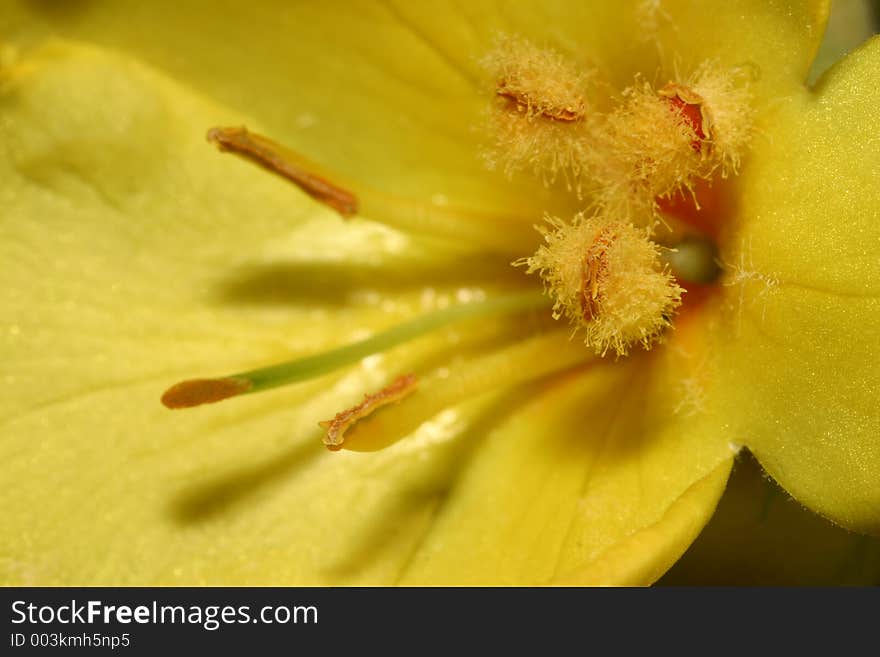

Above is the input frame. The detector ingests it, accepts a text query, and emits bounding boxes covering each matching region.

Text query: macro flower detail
[518,214,684,356]
[2,0,879,586]
[481,34,597,188]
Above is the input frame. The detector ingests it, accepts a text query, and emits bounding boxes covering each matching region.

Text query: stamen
[591,62,753,227]
[519,213,683,356]
[160,290,548,409]
[484,34,590,123]
[580,226,616,321]
[658,83,709,152]
[661,61,755,178]
[208,126,358,217]
[207,126,537,252]
[337,329,594,452]
[594,80,704,226]
[496,78,584,123]
[319,373,418,450]
[480,35,598,192]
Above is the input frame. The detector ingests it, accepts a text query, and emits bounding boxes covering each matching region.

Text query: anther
[580,226,616,321]
[206,126,535,251]
[207,126,358,217]
[481,35,598,189]
[520,213,683,356]
[658,83,709,152]
[160,291,547,410]
[495,78,585,123]
[662,61,755,177]
[319,374,418,451]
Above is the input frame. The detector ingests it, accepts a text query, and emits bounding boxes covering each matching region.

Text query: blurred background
[807,0,880,83]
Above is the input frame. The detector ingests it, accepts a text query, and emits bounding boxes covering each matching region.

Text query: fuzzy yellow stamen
[594,80,706,226]
[587,62,753,228]
[658,83,709,152]
[518,213,684,356]
[481,34,597,191]
[671,61,755,178]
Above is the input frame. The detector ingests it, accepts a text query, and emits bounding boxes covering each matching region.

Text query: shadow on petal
[169,432,325,524]
[660,452,880,586]
[323,387,536,582]
[213,256,524,308]
[23,0,96,18]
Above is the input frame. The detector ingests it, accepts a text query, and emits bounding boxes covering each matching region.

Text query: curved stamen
[207,126,537,253]
[337,328,595,452]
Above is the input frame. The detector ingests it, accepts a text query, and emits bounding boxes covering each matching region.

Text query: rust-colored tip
[161,377,252,409]
[319,373,418,451]
[205,125,358,218]
[206,125,242,150]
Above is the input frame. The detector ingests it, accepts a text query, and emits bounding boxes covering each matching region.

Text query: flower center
[517,214,685,356]
[160,34,753,453]
[486,36,753,353]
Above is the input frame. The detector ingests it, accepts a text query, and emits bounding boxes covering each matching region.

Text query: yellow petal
[556,459,731,586]
[1,42,736,584]
[654,0,829,92]
[0,42,513,584]
[662,454,880,585]
[397,346,735,585]
[3,0,830,219]
[712,36,880,535]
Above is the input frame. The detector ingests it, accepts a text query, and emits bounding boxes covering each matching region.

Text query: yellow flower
[1,0,878,585]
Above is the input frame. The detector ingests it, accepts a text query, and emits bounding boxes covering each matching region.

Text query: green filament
[234,290,548,394]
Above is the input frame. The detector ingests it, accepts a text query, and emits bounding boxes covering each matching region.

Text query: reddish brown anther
[207,126,358,217]
[319,374,418,451]
[580,227,616,321]
[161,377,253,409]
[496,79,584,122]
[659,83,710,152]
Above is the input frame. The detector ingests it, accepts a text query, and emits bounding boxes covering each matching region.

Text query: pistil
[161,290,548,409]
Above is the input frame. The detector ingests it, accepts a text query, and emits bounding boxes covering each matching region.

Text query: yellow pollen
[518,213,684,356]
[480,34,598,191]
[675,60,756,178]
